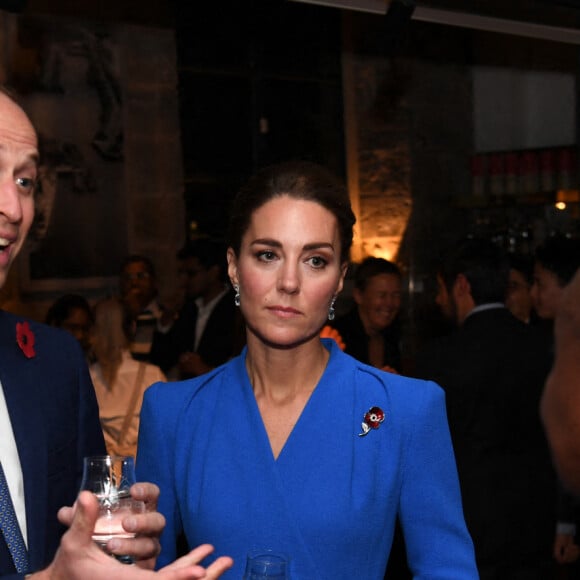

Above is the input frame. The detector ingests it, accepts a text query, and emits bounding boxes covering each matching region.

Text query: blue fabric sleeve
[398,381,478,579]
[136,382,179,568]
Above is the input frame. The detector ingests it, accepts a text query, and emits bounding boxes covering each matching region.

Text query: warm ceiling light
[557,189,580,203]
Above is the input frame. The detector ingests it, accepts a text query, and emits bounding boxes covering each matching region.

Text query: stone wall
[0,11,184,319]
[343,16,474,360]
[121,24,185,302]
[344,16,473,279]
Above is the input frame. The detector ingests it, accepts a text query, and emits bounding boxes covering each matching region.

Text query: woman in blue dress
[137,161,477,579]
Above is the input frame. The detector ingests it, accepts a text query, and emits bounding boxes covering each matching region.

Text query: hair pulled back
[228,161,356,263]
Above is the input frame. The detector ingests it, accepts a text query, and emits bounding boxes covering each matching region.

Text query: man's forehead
[0,94,38,157]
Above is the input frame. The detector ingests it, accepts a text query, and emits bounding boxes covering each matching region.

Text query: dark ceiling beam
[289,0,580,44]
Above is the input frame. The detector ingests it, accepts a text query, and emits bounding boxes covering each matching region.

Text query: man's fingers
[58,491,99,553]
[131,482,160,509]
[57,505,75,527]
[164,544,214,568]
[107,535,161,563]
[122,511,166,536]
[159,544,234,579]
[205,556,234,579]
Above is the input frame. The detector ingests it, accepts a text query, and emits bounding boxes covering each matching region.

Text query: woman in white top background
[90,296,166,457]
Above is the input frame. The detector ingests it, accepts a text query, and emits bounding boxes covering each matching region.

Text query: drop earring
[233,284,240,307]
[328,297,336,321]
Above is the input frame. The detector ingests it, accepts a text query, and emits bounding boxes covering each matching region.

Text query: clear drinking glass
[243,549,289,579]
[80,455,145,564]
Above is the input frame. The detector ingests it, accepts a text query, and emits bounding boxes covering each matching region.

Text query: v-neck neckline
[240,346,332,463]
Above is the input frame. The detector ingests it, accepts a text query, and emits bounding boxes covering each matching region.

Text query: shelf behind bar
[455,190,580,208]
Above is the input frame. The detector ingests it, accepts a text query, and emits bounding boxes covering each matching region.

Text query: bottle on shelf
[504,152,519,196]
[470,154,486,197]
[557,147,576,190]
[519,151,539,195]
[488,153,504,197]
[540,149,556,193]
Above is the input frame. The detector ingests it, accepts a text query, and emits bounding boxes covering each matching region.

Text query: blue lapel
[0,311,47,571]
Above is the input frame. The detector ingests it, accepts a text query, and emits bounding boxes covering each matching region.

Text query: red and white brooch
[358,406,385,437]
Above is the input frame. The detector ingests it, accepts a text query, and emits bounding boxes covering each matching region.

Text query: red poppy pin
[358,406,385,437]
[16,321,36,359]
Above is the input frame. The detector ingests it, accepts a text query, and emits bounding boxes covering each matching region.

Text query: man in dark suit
[151,239,241,379]
[0,88,231,579]
[414,238,557,580]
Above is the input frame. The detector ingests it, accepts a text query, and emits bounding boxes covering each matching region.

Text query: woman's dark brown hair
[228,161,356,263]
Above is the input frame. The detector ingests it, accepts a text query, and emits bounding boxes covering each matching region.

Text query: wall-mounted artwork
[10,15,128,293]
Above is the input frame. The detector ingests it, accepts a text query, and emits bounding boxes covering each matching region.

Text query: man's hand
[38,491,233,580]
[58,483,164,567]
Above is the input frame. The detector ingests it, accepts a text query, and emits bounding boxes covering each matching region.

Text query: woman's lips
[268,305,302,317]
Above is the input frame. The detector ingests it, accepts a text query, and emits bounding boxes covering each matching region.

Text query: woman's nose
[277,262,300,294]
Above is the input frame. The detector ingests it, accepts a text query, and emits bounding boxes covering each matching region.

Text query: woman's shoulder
[141,360,167,383]
[357,361,443,400]
[353,368,447,443]
[144,356,236,407]
[328,340,442,395]
[330,346,445,422]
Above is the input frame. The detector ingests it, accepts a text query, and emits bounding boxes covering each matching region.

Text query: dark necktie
[0,461,29,573]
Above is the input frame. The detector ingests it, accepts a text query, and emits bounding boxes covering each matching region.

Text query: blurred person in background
[90,296,166,458]
[119,254,166,363]
[150,239,241,379]
[531,235,580,324]
[531,235,580,575]
[45,293,93,359]
[414,238,557,579]
[542,268,580,494]
[330,257,403,373]
[506,253,536,324]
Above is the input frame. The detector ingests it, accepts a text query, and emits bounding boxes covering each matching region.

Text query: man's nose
[0,179,24,223]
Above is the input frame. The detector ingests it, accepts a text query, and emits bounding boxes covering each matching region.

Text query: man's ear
[455,273,471,297]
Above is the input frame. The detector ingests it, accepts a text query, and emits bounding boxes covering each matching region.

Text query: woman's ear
[227,247,239,286]
[335,261,349,296]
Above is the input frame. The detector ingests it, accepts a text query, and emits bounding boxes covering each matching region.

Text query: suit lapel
[0,312,47,570]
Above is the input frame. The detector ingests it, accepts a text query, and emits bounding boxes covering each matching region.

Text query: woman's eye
[307,256,327,269]
[257,250,276,262]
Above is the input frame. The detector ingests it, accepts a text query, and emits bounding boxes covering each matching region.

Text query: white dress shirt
[0,381,28,546]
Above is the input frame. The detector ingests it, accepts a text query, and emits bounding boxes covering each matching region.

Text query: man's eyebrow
[24,151,40,166]
[0,145,40,168]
